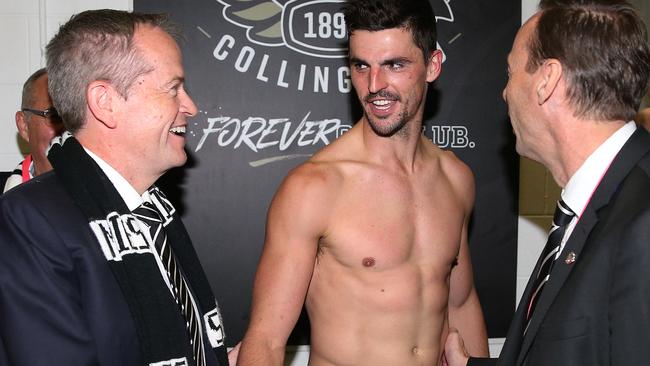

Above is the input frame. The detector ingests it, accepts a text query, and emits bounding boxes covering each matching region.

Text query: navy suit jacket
[0,172,223,366]
[470,127,650,366]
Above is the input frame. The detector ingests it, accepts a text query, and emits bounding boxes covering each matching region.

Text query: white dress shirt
[557,121,637,257]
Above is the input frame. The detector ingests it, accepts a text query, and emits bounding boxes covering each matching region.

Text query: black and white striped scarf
[48,133,228,366]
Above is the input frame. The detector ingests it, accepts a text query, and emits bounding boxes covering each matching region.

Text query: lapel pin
[565,251,576,265]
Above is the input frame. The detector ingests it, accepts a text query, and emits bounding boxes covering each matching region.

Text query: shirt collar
[562,121,636,217]
[83,148,144,211]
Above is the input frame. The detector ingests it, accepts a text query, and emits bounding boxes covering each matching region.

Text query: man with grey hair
[0,9,230,366]
[444,0,650,365]
[2,68,64,193]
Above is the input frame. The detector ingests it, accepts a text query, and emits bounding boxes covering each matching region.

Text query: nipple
[362,257,376,267]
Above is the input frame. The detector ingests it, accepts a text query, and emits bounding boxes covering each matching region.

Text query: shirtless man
[237,0,488,364]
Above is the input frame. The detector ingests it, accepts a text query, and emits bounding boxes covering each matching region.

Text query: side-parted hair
[21,68,47,110]
[46,9,178,133]
[342,0,437,63]
[528,0,650,121]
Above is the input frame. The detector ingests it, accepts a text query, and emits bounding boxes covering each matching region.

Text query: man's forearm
[236,337,285,366]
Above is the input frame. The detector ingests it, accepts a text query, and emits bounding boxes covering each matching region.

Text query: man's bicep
[448,222,474,309]
[245,175,325,344]
[448,221,488,357]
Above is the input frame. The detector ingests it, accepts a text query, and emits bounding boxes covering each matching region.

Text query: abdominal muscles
[305,250,451,366]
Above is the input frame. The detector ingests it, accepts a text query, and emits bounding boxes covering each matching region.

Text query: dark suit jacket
[470,127,650,366]
[0,172,223,366]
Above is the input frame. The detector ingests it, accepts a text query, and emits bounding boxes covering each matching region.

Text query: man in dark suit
[443,0,650,365]
[0,10,232,366]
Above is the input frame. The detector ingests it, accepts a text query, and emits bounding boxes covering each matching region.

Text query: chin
[169,152,188,169]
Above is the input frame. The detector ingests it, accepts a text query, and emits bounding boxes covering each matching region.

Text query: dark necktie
[133,194,205,366]
[526,200,575,325]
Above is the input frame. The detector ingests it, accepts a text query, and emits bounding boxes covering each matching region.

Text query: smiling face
[116,25,197,180]
[349,27,441,137]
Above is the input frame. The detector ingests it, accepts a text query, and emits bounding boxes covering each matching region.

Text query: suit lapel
[516,210,596,365]
[515,128,650,365]
[497,230,550,366]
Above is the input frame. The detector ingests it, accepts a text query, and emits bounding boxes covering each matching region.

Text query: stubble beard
[363,93,411,138]
[366,110,410,138]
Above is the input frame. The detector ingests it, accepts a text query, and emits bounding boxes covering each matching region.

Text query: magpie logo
[216,0,455,59]
[208,0,455,93]
[217,0,347,58]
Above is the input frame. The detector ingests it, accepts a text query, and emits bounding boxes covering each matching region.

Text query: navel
[362,257,376,267]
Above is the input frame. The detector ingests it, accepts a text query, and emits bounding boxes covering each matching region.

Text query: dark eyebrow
[349,56,412,67]
[381,57,411,66]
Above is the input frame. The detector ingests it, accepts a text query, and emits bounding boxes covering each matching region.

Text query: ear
[425,49,443,82]
[15,111,29,142]
[535,58,562,105]
[87,80,119,129]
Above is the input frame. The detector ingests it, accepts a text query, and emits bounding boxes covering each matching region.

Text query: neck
[76,134,158,195]
[545,118,626,187]
[31,154,53,177]
[360,116,425,172]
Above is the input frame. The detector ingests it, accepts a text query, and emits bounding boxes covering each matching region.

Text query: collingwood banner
[135,0,520,343]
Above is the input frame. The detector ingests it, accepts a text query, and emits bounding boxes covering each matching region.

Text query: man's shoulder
[0,171,74,219]
[430,146,475,200]
[435,147,472,177]
[638,148,650,177]
[2,171,63,200]
[279,158,345,200]
[0,172,90,258]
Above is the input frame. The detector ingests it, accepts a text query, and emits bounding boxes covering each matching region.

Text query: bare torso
[302,125,469,366]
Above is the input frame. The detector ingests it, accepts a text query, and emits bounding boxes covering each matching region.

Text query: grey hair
[46,9,179,133]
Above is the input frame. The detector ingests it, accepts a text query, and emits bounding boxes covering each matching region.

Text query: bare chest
[321,172,464,272]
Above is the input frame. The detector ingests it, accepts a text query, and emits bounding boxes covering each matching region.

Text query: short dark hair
[527,0,650,121]
[21,68,47,109]
[46,9,178,133]
[342,0,437,62]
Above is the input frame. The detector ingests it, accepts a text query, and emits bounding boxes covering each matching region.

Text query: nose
[368,67,387,94]
[180,88,198,117]
[502,86,507,102]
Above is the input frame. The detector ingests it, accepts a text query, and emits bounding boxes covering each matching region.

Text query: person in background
[444,0,650,365]
[3,68,64,193]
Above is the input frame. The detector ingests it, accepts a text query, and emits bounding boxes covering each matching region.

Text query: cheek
[33,125,56,140]
[350,73,366,90]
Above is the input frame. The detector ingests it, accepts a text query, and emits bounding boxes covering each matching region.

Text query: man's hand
[442,328,470,366]
[228,342,241,365]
